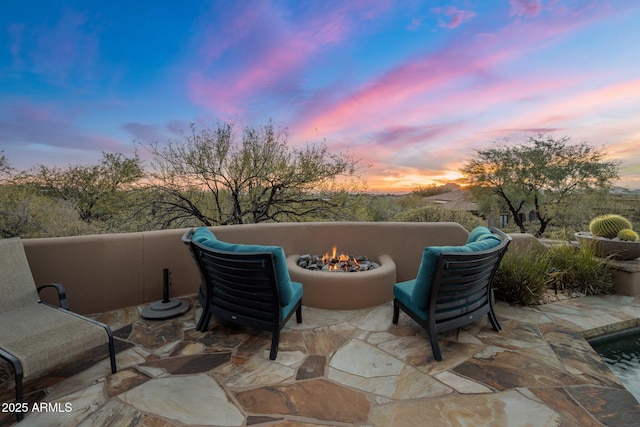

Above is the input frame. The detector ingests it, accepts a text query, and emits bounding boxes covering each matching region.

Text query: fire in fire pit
[297,246,380,272]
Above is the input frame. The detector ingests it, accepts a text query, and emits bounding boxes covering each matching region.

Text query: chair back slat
[211,296,275,322]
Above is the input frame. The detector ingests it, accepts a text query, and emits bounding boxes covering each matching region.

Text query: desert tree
[460,135,620,236]
[138,121,365,227]
[0,152,100,237]
[28,152,144,224]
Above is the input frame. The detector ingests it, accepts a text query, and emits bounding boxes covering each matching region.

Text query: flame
[321,245,359,271]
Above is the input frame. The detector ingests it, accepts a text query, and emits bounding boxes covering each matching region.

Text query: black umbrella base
[141,299,190,320]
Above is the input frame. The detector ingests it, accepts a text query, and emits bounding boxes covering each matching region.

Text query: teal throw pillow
[466,237,502,252]
[466,226,493,243]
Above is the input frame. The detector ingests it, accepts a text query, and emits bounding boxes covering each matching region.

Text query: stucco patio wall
[23,222,469,315]
[606,259,640,296]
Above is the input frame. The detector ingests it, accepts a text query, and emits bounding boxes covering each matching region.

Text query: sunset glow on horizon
[2,1,640,192]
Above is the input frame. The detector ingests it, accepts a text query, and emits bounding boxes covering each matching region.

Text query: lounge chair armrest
[37,283,70,310]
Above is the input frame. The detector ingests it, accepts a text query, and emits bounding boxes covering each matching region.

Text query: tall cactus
[589,214,633,239]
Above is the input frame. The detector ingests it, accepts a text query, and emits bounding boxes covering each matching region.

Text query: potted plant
[575,214,640,260]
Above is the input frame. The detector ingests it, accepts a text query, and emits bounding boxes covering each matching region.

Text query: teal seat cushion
[282,281,303,321]
[191,227,297,307]
[394,279,428,321]
[409,233,502,310]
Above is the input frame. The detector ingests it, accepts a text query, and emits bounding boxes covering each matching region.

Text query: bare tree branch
[137,120,366,227]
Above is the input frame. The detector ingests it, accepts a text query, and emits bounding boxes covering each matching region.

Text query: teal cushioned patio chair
[182,227,303,360]
[392,226,511,361]
[0,238,116,422]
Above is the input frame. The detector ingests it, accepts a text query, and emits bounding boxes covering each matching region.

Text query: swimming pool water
[590,327,640,403]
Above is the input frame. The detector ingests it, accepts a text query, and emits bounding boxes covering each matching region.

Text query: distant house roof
[425,188,478,212]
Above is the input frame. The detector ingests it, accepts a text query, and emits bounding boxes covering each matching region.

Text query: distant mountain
[611,186,640,194]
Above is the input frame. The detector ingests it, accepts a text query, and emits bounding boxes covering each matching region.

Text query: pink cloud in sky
[433,6,477,28]
[0,100,133,170]
[509,0,543,18]
[0,100,123,154]
[187,1,392,118]
[123,122,167,143]
[290,1,620,146]
[292,11,590,143]
[492,78,640,137]
[292,54,468,139]
[123,119,197,144]
[370,125,454,149]
[405,17,424,31]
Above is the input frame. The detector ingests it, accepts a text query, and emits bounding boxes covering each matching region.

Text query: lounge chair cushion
[409,235,502,310]
[0,303,109,378]
[191,227,296,306]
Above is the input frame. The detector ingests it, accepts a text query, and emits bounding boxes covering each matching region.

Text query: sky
[2,0,640,193]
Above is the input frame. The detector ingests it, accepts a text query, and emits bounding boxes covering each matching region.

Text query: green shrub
[544,243,613,296]
[493,250,552,305]
[494,241,613,305]
[0,185,101,238]
[390,205,485,231]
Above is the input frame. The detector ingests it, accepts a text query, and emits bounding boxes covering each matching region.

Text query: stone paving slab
[2,294,640,426]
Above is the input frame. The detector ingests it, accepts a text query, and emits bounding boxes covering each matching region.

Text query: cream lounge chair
[0,238,116,422]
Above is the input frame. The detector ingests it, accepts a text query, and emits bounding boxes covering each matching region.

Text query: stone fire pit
[287,254,397,310]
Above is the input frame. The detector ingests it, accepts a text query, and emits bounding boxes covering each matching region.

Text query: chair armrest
[489,227,512,243]
[37,283,70,310]
[182,228,196,245]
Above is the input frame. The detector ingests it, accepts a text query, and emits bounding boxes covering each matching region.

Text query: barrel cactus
[617,229,639,242]
[589,214,633,239]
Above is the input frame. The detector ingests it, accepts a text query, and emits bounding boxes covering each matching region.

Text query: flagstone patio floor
[3,294,640,426]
